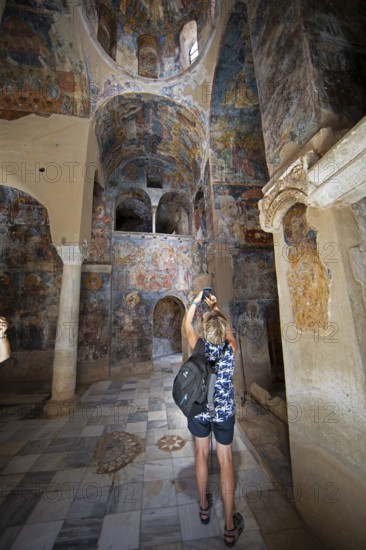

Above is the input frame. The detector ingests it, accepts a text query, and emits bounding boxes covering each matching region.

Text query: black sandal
[199,493,213,524]
[224,512,244,547]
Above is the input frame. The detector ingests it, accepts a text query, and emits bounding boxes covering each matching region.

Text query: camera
[202,287,211,301]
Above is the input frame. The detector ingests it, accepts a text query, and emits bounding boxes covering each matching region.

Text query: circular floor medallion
[92,431,144,473]
[157,434,186,452]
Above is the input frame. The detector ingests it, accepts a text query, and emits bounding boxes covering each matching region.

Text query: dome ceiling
[118,0,211,34]
[94,93,207,190]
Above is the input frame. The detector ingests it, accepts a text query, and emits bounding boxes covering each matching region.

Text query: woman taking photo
[183,290,244,547]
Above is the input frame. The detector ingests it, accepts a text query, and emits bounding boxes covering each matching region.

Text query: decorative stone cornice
[259,116,366,232]
[259,151,319,232]
[308,116,366,208]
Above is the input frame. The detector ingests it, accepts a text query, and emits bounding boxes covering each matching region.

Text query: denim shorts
[187,415,235,445]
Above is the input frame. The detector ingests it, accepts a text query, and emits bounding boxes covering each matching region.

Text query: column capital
[259,151,319,232]
[55,244,85,265]
[259,116,366,232]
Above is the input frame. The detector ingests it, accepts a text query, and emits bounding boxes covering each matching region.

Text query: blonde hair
[203,311,230,345]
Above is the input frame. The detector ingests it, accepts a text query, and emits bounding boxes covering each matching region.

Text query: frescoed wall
[77,159,201,372]
[210,2,267,186]
[94,94,206,185]
[0,0,89,120]
[213,185,272,247]
[97,0,215,78]
[209,1,278,348]
[248,0,366,169]
[0,186,62,377]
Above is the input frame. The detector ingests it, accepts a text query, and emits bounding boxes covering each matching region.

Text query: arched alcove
[97,3,117,60]
[138,34,159,78]
[153,296,185,357]
[0,185,62,375]
[115,188,152,232]
[156,192,190,235]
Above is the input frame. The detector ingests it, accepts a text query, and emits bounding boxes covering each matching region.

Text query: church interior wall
[247,0,366,173]
[1,1,366,548]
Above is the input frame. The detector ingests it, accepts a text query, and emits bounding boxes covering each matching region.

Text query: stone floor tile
[98,511,141,550]
[0,525,23,550]
[140,506,181,547]
[144,458,174,481]
[26,490,75,524]
[1,453,40,474]
[247,489,303,534]
[52,517,103,548]
[264,527,326,549]
[79,425,105,438]
[142,479,177,509]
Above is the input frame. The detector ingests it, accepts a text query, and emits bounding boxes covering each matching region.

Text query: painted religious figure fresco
[0,0,89,120]
[284,203,329,332]
[94,95,205,188]
[112,236,192,293]
[0,187,62,352]
[78,272,111,362]
[210,1,268,186]
[213,185,272,246]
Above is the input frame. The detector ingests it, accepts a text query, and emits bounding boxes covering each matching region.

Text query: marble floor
[0,355,325,550]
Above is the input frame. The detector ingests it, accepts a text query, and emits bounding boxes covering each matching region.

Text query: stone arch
[115,188,152,233]
[156,192,190,235]
[152,296,185,357]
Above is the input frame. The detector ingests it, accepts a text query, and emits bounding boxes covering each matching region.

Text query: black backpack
[172,338,227,418]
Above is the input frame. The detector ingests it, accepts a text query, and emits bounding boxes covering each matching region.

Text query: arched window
[179,20,198,71]
[115,189,152,233]
[138,35,159,78]
[189,40,199,64]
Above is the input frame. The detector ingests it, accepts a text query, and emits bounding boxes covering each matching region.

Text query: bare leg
[216,441,235,533]
[194,435,210,514]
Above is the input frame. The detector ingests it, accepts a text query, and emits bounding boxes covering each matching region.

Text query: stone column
[45,245,84,416]
[152,206,157,233]
[258,118,366,550]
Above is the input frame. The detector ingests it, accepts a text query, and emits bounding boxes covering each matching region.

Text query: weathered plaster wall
[247,0,366,172]
[0,187,61,380]
[269,204,366,550]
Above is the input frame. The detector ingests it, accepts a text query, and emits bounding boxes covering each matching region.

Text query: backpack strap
[193,337,206,356]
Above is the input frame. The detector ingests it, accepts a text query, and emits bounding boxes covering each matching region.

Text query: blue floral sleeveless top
[195,339,235,422]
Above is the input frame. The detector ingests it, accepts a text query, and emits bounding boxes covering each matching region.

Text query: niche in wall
[138,34,159,78]
[115,189,152,232]
[97,2,117,60]
[153,297,185,357]
[156,192,190,234]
